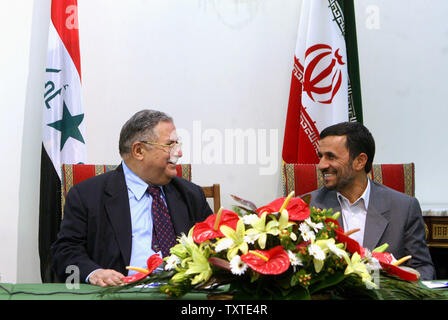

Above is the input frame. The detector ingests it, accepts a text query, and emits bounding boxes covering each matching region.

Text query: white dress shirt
[337,179,371,246]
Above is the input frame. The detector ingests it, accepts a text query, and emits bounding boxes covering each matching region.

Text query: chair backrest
[282,163,415,197]
[61,163,192,218]
[201,184,221,214]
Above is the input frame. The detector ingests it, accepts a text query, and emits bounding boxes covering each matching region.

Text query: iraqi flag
[39,0,86,282]
[282,0,363,164]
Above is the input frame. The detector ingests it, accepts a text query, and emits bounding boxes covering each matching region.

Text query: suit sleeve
[403,197,435,280]
[51,186,101,283]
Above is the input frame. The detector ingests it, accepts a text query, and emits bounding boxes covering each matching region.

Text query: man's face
[142,121,182,185]
[317,135,355,191]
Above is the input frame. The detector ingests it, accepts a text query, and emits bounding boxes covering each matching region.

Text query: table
[0,283,207,300]
[0,283,224,318]
[1,282,446,318]
[1,282,447,300]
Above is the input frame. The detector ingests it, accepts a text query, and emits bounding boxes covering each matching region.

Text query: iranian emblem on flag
[282,0,362,164]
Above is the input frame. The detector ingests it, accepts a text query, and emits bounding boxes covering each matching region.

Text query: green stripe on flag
[338,0,363,124]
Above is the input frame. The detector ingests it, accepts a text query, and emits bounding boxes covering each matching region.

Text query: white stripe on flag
[42,22,86,179]
[296,0,348,134]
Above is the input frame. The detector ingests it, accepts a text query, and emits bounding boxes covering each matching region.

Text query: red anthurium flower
[146,254,164,272]
[378,261,418,281]
[335,229,365,257]
[241,246,290,275]
[256,197,310,221]
[372,253,418,281]
[372,252,395,264]
[121,254,163,283]
[335,228,418,281]
[192,209,240,243]
[335,232,418,281]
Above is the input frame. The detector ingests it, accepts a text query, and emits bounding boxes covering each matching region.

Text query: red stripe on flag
[380,164,405,194]
[297,106,320,163]
[294,164,318,195]
[282,57,303,163]
[282,57,320,164]
[51,0,82,80]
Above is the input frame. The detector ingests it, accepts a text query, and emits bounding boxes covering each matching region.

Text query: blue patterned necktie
[147,185,177,257]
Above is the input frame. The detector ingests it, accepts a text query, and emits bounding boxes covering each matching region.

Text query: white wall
[0,1,42,284]
[1,0,447,283]
[78,0,300,210]
[355,0,448,210]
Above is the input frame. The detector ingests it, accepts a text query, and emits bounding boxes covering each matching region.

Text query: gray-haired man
[51,110,213,287]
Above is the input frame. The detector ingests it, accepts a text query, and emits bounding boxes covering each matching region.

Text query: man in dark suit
[309,122,435,280]
[51,110,213,287]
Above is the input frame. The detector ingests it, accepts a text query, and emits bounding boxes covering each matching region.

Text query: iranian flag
[282,0,363,164]
[39,0,86,282]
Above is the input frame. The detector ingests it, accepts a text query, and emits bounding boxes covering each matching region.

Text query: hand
[88,269,125,287]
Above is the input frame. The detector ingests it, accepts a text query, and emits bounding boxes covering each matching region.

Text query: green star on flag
[47,101,85,151]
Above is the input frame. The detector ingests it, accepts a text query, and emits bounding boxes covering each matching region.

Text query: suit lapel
[326,196,343,228]
[164,183,191,236]
[104,165,132,266]
[313,190,344,229]
[363,182,390,250]
[314,184,390,250]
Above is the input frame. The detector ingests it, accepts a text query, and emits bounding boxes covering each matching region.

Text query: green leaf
[290,274,299,287]
[281,286,310,300]
[309,271,345,294]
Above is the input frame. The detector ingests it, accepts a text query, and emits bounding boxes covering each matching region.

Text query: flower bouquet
[104,192,445,300]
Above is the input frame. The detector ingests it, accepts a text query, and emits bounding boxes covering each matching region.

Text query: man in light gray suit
[309,122,435,280]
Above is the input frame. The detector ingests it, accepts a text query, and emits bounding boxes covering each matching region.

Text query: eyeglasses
[140,138,182,153]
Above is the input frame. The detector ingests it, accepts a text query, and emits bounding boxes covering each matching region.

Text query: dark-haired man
[51,110,213,287]
[309,122,435,280]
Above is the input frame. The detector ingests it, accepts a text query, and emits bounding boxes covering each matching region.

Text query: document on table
[421,281,448,289]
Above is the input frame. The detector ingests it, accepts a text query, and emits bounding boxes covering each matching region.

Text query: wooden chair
[201,184,221,214]
[282,163,415,197]
[61,163,192,218]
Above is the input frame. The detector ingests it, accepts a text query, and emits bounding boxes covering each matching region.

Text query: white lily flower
[363,249,382,273]
[308,243,325,261]
[327,241,346,259]
[165,254,181,270]
[215,238,234,252]
[242,214,259,225]
[244,233,259,245]
[309,243,326,273]
[304,218,324,233]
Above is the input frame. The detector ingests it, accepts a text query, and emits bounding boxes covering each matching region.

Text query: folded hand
[88,269,124,287]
